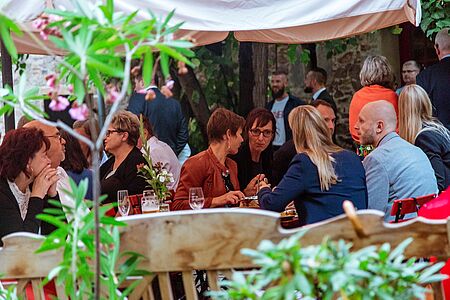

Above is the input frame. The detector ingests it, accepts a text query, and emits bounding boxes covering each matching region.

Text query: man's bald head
[24,120,66,168]
[354,100,397,146]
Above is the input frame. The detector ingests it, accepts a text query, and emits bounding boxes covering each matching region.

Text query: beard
[359,128,376,146]
[271,86,285,99]
[304,86,313,93]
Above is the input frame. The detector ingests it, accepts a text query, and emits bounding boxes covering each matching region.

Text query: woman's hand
[243,174,266,196]
[31,166,59,199]
[258,180,271,192]
[211,190,245,207]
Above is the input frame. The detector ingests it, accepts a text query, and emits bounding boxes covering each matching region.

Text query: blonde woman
[349,55,398,147]
[398,84,450,191]
[258,106,367,225]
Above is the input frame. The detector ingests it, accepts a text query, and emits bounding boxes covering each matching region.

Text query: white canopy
[5,0,421,54]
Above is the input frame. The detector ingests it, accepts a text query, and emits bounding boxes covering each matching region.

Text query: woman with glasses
[173,108,253,210]
[100,110,146,208]
[258,106,367,226]
[230,108,275,194]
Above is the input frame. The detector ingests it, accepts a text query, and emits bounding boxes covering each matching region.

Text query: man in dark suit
[304,67,337,113]
[416,28,450,130]
[266,70,305,151]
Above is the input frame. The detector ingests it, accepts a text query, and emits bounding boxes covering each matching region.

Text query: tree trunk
[238,42,254,116]
[176,66,210,140]
[252,43,268,108]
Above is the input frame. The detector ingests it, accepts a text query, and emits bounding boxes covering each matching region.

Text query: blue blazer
[258,150,368,225]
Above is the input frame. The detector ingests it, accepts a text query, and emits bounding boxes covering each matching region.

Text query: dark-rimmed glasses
[249,128,273,138]
[105,129,124,137]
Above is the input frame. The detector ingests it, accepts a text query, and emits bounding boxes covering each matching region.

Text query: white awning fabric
[4,0,421,54]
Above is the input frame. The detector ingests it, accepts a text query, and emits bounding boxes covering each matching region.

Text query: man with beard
[265,70,305,151]
[355,100,437,221]
[304,67,337,113]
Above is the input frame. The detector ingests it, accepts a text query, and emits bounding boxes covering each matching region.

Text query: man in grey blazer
[354,100,438,221]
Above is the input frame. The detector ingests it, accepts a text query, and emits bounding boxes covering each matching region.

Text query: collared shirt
[142,136,181,190]
[8,180,30,220]
[442,54,450,60]
[312,87,326,100]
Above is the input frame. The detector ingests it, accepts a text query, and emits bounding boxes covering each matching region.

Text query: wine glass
[117,190,130,216]
[189,187,205,210]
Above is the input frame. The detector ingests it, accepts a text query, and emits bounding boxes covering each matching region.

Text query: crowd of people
[0,28,449,243]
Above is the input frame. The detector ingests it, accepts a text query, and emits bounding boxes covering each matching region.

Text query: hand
[258,180,271,191]
[243,174,266,196]
[211,190,245,207]
[31,166,59,199]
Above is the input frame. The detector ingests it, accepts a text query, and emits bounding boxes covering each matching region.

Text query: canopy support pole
[1,41,15,132]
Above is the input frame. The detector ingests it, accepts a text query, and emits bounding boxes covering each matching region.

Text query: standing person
[416,28,450,130]
[266,70,305,151]
[100,111,147,206]
[304,67,337,112]
[272,100,336,185]
[128,74,189,156]
[230,108,275,192]
[0,128,59,245]
[355,100,438,221]
[396,60,421,95]
[349,55,398,148]
[258,106,367,226]
[398,84,450,192]
[172,108,260,210]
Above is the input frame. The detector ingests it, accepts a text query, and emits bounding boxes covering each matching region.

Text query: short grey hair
[435,28,450,52]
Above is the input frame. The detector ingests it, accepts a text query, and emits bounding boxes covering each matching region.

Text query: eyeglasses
[45,132,63,142]
[105,129,124,137]
[249,128,273,138]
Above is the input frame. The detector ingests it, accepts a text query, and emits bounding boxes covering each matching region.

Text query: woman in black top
[100,110,147,207]
[399,84,450,192]
[0,128,59,245]
[231,108,275,195]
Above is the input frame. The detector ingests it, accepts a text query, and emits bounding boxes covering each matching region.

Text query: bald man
[355,100,438,221]
[417,28,450,130]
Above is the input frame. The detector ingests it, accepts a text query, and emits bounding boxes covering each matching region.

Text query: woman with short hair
[0,127,59,245]
[100,110,147,205]
[230,108,275,193]
[398,84,450,191]
[258,106,368,225]
[173,108,255,210]
[349,55,398,148]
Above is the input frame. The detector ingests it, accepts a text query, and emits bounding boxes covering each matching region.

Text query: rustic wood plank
[157,272,174,300]
[15,279,28,299]
[182,271,198,300]
[220,270,233,281]
[55,282,69,300]
[128,275,155,300]
[30,279,45,300]
[206,270,219,291]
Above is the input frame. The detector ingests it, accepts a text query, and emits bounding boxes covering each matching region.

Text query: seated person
[0,128,60,245]
[398,84,450,192]
[355,100,438,220]
[172,108,261,210]
[258,106,367,226]
[230,108,275,190]
[100,110,147,207]
[272,100,336,185]
[138,116,181,191]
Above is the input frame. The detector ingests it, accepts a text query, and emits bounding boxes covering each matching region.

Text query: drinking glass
[189,187,205,210]
[117,190,130,216]
[141,190,159,214]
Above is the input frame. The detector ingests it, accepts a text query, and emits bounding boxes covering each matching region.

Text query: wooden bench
[2,206,449,299]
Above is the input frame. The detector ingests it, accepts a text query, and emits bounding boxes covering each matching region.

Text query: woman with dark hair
[60,131,93,200]
[173,108,258,210]
[0,127,59,245]
[230,108,275,193]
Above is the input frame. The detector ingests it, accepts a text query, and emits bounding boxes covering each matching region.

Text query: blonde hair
[288,106,342,191]
[359,55,394,89]
[398,84,450,143]
[111,110,140,146]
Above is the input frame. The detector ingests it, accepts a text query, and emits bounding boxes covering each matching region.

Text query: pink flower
[68,84,74,93]
[45,74,57,89]
[69,103,89,121]
[165,80,174,90]
[49,96,70,111]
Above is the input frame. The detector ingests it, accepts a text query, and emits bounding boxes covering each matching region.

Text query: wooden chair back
[119,207,450,300]
[390,193,437,223]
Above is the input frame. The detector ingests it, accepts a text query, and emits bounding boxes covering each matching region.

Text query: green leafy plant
[36,178,150,299]
[421,0,450,39]
[209,231,447,300]
[137,115,174,200]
